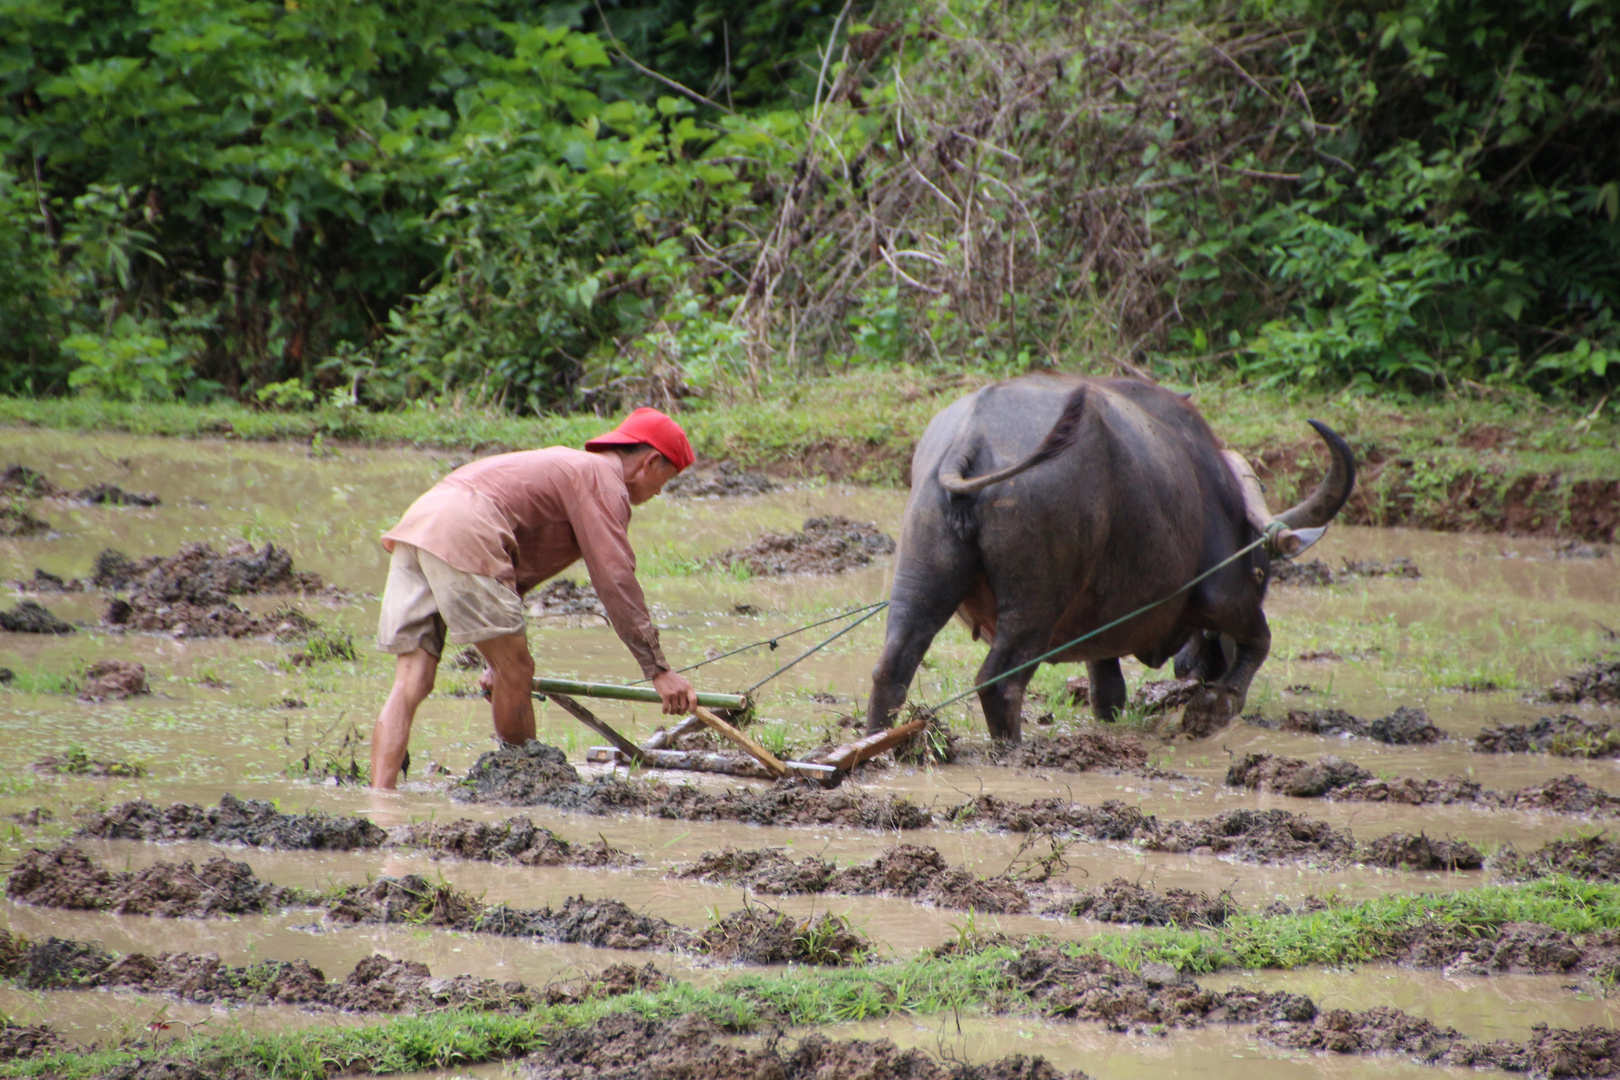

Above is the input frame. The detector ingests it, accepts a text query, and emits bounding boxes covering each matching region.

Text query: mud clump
[1474,714,1620,758]
[326,875,692,952]
[528,577,605,618]
[521,1012,1088,1080]
[1006,946,1317,1029]
[992,729,1150,772]
[1359,832,1483,871]
[1,463,159,506]
[74,482,160,507]
[1226,752,1373,797]
[454,740,933,830]
[77,659,149,701]
[0,464,57,497]
[453,740,585,803]
[676,847,835,894]
[1260,1006,1467,1060]
[1271,557,1422,587]
[830,845,1032,913]
[0,1018,65,1062]
[0,503,50,538]
[699,909,869,965]
[711,516,895,576]
[1247,705,1447,744]
[1229,751,1620,817]
[54,541,332,637]
[0,926,616,1015]
[664,462,775,498]
[1403,921,1586,976]
[1546,656,1620,706]
[1133,678,1201,715]
[1147,807,1358,867]
[544,962,674,1006]
[6,845,304,916]
[33,746,144,778]
[1491,835,1620,883]
[1047,879,1237,926]
[393,816,639,868]
[80,793,387,850]
[676,844,1030,912]
[0,599,73,634]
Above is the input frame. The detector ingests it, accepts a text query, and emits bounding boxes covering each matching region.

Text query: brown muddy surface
[0,598,73,633]
[710,515,896,575]
[6,427,1620,1074]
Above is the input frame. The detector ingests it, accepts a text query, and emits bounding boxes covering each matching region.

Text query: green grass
[0,665,76,695]
[7,875,1618,1080]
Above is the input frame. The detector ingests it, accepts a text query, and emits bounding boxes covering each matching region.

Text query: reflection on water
[2,426,1617,1064]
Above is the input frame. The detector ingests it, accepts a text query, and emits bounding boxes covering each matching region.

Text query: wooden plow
[532,676,931,788]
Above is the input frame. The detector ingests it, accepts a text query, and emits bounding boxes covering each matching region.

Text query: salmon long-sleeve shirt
[381,447,670,678]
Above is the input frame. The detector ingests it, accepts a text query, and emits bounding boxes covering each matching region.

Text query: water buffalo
[865,373,1354,741]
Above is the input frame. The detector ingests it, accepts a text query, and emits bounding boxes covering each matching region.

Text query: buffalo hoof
[1178,685,1242,739]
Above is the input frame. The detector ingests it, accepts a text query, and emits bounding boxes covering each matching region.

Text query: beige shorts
[375,543,526,657]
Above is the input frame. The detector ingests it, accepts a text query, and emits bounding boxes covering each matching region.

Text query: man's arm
[568,481,695,714]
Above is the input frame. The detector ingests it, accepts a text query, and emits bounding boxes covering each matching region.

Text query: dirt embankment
[1476,714,1620,758]
[1046,879,1238,927]
[11,541,334,638]
[1255,439,1620,543]
[33,746,144,778]
[1231,751,1620,820]
[2,463,160,506]
[946,794,1470,870]
[1247,706,1447,744]
[1009,944,1619,1069]
[1270,557,1423,587]
[1492,834,1620,884]
[0,927,665,1014]
[6,846,870,966]
[710,516,895,575]
[79,793,388,849]
[664,462,775,498]
[676,844,1033,914]
[525,1013,1086,1080]
[6,845,306,917]
[0,599,74,634]
[1544,657,1620,706]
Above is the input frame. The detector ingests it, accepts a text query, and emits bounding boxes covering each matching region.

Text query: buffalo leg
[1173,631,1231,683]
[865,569,974,735]
[1087,658,1127,722]
[974,629,1052,743]
[1180,613,1270,738]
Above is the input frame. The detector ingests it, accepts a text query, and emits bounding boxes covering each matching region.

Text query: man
[369,407,698,789]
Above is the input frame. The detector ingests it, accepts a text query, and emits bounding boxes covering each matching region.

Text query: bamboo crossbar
[532,677,749,711]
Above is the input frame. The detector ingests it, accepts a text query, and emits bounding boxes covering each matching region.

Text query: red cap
[584,407,695,472]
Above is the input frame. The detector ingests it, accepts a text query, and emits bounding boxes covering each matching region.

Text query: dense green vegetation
[3,0,1616,412]
[4,875,1616,1080]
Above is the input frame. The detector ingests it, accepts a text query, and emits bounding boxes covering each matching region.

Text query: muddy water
[3,427,1619,1070]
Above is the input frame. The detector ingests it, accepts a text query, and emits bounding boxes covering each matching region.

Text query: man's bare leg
[371,648,438,789]
[475,632,536,746]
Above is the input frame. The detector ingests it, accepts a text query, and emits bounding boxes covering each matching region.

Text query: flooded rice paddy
[1,426,1617,1078]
